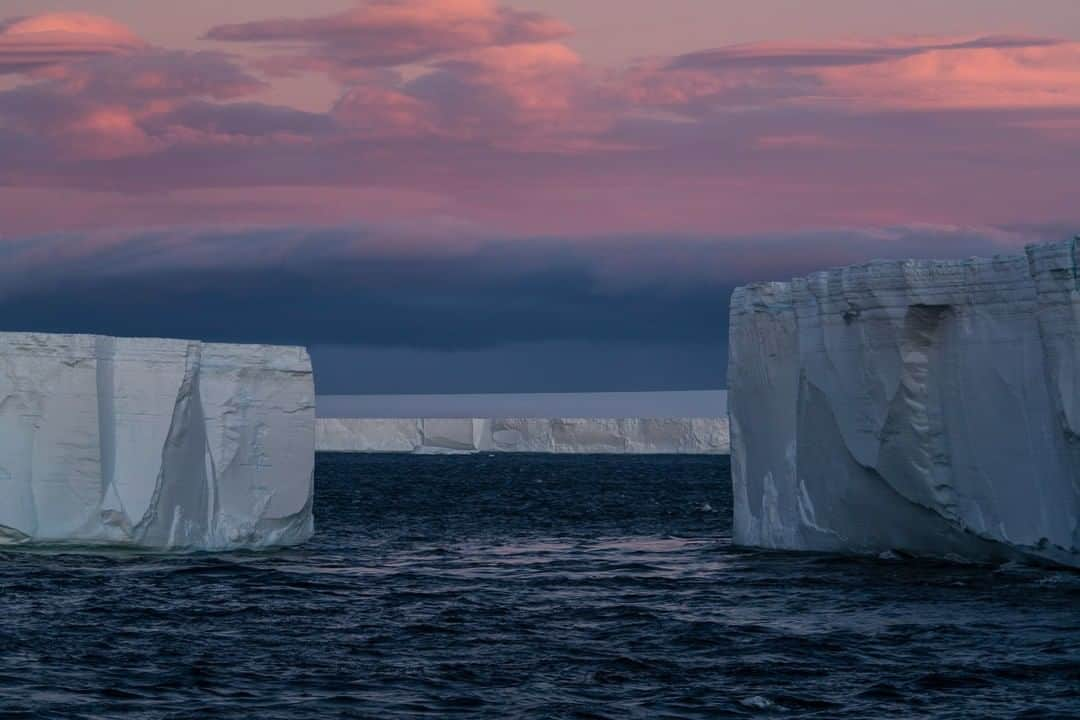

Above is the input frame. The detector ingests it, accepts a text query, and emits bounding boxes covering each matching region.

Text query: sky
[315,390,728,419]
[1,1,1078,393]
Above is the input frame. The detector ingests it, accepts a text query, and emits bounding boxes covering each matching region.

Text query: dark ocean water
[1,454,1078,719]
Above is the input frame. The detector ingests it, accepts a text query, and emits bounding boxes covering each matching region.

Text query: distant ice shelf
[0,332,315,550]
[316,417,730,455]
[729,239,1080,568]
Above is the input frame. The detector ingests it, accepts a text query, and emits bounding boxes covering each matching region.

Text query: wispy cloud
[669,35,1062,71]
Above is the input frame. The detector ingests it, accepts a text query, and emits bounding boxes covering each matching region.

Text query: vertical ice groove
[134,340,204,547]
[95,336,116,503]
[93,335,128,532]
[204,414,221,546]
[877,304,957,516]
[731,239,1080,568]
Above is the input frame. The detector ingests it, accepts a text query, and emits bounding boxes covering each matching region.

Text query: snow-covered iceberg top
[0,332,315,550]
[729,239,1080,567]
[316,417,729,455]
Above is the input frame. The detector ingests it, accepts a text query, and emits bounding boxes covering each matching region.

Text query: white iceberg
[0,332,315,550]
[729,239,1080,567]
[315,417,729,455]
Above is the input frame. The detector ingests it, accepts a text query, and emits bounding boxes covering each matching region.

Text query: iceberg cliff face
[316,417,729,454]
[729,239,1080,567]
[0,332,315,550]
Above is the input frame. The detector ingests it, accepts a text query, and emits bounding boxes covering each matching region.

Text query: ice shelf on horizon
[0,332,315,550]
[316,417,730,454]
[729,238,1080,568]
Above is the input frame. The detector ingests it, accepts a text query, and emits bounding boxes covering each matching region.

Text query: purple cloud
[206,0,570,74]
[0,48,267,160]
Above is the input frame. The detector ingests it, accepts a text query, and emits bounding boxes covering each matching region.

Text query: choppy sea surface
[1,454,1078,719]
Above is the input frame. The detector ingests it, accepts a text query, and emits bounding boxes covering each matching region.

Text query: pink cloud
[207,2,596,147]
[331,80,437,137]
[1,7,1078,241]
[816,39,1080,110]
[669,35,1062,71]
[280,21,600,147]
[0,13,143,75]
[638,35,1080,113]
[206,0,569,72]
[390,43,609,147]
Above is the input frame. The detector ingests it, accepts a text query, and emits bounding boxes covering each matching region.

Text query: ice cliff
[729,239,1080,567]
[316,417,729,454]
[0,332,315,550]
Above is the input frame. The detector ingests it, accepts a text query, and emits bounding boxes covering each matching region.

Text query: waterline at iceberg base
[0,332,315,550]
[729,239,1080,568]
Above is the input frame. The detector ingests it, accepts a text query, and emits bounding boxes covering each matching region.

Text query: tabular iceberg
[316,417,729,454]
[729,239,1080,568]
[0,332,315,550]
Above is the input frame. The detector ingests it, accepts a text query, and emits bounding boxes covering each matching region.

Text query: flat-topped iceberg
[316,417,729,454]
[729,239,1080,568]
[0,332,315,550]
